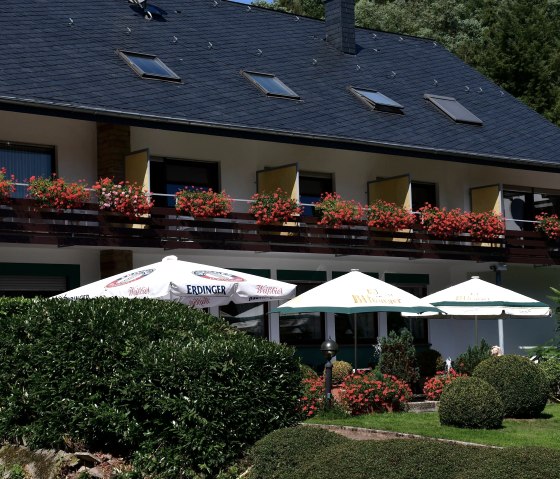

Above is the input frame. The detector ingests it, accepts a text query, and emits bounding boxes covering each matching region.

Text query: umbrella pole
[354,313,358,371]
[498,318,504,353]
[475,316,478,345]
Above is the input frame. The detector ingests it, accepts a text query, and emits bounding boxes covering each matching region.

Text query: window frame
[241,70,300,100]
[424,93,483,125]
[118,50,181,83]
[350,86,404,114]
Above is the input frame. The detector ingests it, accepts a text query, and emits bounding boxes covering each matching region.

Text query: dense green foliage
[300,363,319,379]
[538,359,560,401]
[453,338,491,375]
[255,0,560,127]
[248,425,560,479]
[438,376,504,429]
[473,355,549,418]
[0,298,302,478]
[328,360,353,384]
[378,329,419,385]
[415,348,442,379]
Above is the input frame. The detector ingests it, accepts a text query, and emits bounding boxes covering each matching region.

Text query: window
[387,284,429,345]
[350,87,404,114]
[0,263,80,297]
[503,186,560,231]
[150,158,220,207]
[424,94,483,125]
[118,50,181,82]
[279,282,325,344]
[335,312,378,345]
[242,71,300,99]
[411,181,437,212]
[299,172,333,216]
[0,142,55,197]
[219,302,268,338]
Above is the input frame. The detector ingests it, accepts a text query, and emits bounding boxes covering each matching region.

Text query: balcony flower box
[249,188,302,225]
[418,204,468,239]
[175,187,232,218]
[93,177,153,220]
[366,199,416,231]
[27,175,89,211]
[465,211,505,242]
[535,213,560,240]
[0,167,15,205]
[314,192,364,229]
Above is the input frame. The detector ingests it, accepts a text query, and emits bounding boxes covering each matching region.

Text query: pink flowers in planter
[535,213,560,240]
[27,175,90,210]
[0,167,16,204]
[93,177,153,219]
[249,188,302,225]
[314,192,364,228]
[175,187,232,218]
[367,199,416,231]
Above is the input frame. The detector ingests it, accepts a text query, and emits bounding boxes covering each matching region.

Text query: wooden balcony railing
[1,200,558,265]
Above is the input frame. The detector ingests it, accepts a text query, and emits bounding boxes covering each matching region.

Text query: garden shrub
[300,363,319,380]
[415,348,442,379]
[326,360,353,384]
[439,376,504,429]
[423,368,466,400]
[248,426,560,479]
[453,338,491,374]
[538,359,560,401]
[300,377,325,418]
[473,355,549,418]
[339,371,412,414]
[378,329,419,385]
[0,298,302,478]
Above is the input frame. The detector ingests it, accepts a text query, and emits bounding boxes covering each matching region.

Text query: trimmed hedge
[438,376,504,429]
[473,355,549,418]
[248,426,560,479]
[0,298,302,478]
[327,360,353,384]
[538,359,560,401]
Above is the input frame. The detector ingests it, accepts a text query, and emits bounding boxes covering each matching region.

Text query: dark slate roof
[2,0,560,169]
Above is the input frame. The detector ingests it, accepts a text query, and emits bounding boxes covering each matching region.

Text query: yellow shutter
[125,149,150,191]
[470,184,503,214]
[367,174,411,209]
[256,163,299,200]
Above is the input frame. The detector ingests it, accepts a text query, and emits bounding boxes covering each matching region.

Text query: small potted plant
[0,167,16,205]
[249,188,302,225]
[93,177,153,219]
[418,203,467,239]
[175,187,232,218]
[535,213,560,240]
[465,211,505,242]
[27,174,90,210]
[314,192,364,228]
[367,199,416,231]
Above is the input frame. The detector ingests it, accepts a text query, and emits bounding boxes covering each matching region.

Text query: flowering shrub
[423,369,466,401]
[175,187,232,218]
[418,203,468,239]
[367,199,416,231]
[465,211,505,241]
[535,213,560,240]
[340,371,412,415]
[93,177,153,219]
[249,188,302,225]
[314,192,364,228]
[27,175,89,210]
[0,167,16,204]
[299,376,325,418]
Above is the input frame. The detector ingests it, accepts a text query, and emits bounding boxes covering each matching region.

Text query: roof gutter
[1,94,559,172]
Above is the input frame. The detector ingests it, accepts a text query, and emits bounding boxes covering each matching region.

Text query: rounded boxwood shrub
[473,354,549,418]
[538,359,560,401]
[326,360,353,384]
[300,363,319,379]
[0,298,302,478]
[439,376,504,429]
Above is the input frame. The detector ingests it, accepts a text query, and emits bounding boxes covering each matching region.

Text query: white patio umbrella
[53,255,296,308]
[403,276,551,352]
[273,270,441,368]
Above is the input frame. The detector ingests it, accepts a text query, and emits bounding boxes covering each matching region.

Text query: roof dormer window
[424,94,482,125]
[350,87,404,114]
[242,71,300,100]
[118,50,181,83]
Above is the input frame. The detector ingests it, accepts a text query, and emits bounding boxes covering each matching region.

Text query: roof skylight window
[350,87,404,114]
[424,94,482,125]
[242,71,299,99]
[118,50,181,83]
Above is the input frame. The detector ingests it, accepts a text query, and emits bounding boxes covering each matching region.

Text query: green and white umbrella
[403,276,551,351]
[273,270,441,368]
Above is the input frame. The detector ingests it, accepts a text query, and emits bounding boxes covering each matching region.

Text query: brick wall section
[100,250,133,279]
[324,0,356,55]
[97,123,130,181]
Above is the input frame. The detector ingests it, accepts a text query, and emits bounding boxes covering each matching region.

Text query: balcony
[0,199,558,265]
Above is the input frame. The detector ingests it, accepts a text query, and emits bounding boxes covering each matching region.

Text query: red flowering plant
[314,192,364,229]
[339,371,412,415]
[249,188,302,225]
[175,187,232,218]
[27,174,90,210]
[299,376,326,418]
[422,368,467,401]
[465,211,505,242]
[0,167,16,204]
[535,213,560,240]
[367,199,416,231]
[93,177,153,220]
[418,203,468,239]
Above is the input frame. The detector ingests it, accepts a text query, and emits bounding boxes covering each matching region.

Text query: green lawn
[308,402,560,449]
